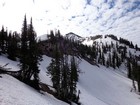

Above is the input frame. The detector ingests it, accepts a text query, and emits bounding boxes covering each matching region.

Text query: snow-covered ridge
[65,32,85,42]
[38,32,140,50]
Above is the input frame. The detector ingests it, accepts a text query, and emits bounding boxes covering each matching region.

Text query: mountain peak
[65,32,85,42]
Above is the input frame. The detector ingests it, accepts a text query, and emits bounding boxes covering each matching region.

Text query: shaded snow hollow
[0,55,140,105]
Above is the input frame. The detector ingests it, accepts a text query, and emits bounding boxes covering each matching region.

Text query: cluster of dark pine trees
[19,15,42,89]
[0,15,42,90]
[78,40,123,68]
[0,26,20,60]
[127,52,140,92]
[46,32,80,104]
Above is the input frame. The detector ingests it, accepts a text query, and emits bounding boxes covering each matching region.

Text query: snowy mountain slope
[64,33,140,58]
[39,55,52,86]
[0,55,68,105]
[65,32,85,42]
[78,59,140,105]
[39,55,140,105]
[1,55,140,105]
[64,33,102,45]
[91,35,140,57]
[0,74,68,105]
[0,55,19,71]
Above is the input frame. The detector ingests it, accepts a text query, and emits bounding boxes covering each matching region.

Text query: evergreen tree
[47,44,61,96]
[137,65,140,92]
[102,52,105,66]
[61,55,70,100]
[131,59,139,92]
[116,53,121,68]
[7,32,18,60]
[70,56,79,102]
[47,48,80,103]
[0,26,4,52]
[19,15,29,81]
[135,44,138,51]
[19,16,41,90]
[130,41,134,48]
[27,18,41,89]
[108,52,112,67]
[112,50,116,69]
[90,45,96,59]
[0,26,8,53]
[127,59,132,79]
[132,59,140,92]
[106,58,109,68]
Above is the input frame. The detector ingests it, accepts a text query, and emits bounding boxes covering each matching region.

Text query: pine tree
[27,18,41,89]
[131,59,138,92]
[112,50,116,69]
[102,52,105,66]
[116,53,121,68]
[0,26,8,53]
[90,45,96,59]
[61,55,70,100]
[70,56,79,102]
[108,52,112,67]
[132,59,140,92]
[135,44,138,51]
[19,16,41,90]
[20,15,29,81]
[137,65,140,92]
[47,49,80,103]
[0,26,4,52]
[7,32,18,60]
[127,59,132,79]
[47,44,61,96]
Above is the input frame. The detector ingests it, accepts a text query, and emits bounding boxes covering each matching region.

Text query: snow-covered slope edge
[0,74,68,105]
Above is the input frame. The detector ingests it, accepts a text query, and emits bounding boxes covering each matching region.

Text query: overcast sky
[0,0,140,45]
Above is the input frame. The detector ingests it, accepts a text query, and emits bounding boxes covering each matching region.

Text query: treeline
[119,37,139,50]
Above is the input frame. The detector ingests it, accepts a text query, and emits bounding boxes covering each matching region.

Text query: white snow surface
[37,34,48,41]
[0,55,19,71]
[0,74,68,105]
[0,55,140,105]
[78,59,140,105]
